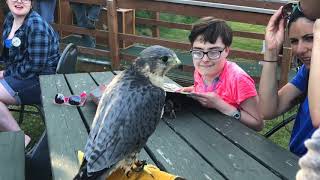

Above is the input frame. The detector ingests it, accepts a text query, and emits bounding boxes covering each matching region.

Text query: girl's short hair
[189,17,233,47]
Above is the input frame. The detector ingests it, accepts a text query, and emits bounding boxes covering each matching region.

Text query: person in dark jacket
[0,0,60,147]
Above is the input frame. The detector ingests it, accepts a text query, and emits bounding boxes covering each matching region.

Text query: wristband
[260,60,278,63]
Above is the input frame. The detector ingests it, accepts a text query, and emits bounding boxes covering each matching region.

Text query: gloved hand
[77,151,186,180]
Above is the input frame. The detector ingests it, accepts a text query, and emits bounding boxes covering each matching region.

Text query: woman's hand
[308,18,320,127]
[265,7,286,51]
[314,19,320,36]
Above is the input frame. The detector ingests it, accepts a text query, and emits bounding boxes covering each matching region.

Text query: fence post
[107,0,120,70]
[58,0,73,37]
[279,27,292,88]
[151,12,160,38]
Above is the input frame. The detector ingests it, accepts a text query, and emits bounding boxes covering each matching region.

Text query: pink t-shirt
[194,61,257,108]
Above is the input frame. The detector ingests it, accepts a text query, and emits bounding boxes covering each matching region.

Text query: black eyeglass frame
[190,48,226,61]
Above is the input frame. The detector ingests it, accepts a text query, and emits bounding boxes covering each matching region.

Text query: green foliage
[232,37,263,52]
[227,21,265,34]
[135,11,265,53]
[159,13,198,24]
[10,106,45,147]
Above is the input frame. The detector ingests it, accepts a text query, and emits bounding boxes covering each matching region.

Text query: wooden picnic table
[39,71,300,180]
[0,131,25,180]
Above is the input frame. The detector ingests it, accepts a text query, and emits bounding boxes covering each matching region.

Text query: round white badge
[12,37,21,47]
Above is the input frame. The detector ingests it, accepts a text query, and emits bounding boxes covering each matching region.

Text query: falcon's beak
[169,55,181,67]
[162,56,181,76]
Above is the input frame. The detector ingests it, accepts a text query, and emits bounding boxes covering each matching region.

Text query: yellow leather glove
[107,164,181,180]
[77,151,184,180]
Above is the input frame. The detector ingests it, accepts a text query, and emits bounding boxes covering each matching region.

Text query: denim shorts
[0,76,41,104]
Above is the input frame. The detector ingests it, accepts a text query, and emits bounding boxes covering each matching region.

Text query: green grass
[136,11,266,53]
[9,106,44,147]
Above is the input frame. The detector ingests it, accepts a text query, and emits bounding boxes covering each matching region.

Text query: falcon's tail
[73,158,89,180]
[73,158,108,180]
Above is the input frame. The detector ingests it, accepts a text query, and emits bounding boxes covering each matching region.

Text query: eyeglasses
[54,91,87,106]
[281,2,302,20]
[190,48,225,61]
[10,0,31,4]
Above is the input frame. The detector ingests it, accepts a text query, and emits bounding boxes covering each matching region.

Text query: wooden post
[96,8,135,48]
[279,27,292,88]
[117,8,135,48]
[107,0,120,70]
[58,0,73,37]
[151,12,160,38]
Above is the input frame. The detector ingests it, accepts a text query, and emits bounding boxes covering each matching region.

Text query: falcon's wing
[84,72,166,173]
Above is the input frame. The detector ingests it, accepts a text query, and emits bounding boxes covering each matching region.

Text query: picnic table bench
[0,131,25,180]
[39,71,300,180]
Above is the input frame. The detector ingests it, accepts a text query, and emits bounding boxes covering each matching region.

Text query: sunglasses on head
[281,2,302,20]
[54,91,87,106]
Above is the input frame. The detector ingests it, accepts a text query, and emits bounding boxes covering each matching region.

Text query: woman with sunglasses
[180,17,262,131]
[0,0,60,146]
[259,4,317,157]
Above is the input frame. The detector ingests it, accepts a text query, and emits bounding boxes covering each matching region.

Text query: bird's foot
[125,160,146,178]
[133,160,147,172]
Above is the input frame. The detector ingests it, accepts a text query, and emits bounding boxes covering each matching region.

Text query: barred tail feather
[73,159,110,180]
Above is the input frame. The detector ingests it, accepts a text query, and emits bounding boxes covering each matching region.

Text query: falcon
[74,45,181,180]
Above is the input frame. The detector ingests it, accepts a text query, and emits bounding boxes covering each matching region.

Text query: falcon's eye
[161,56,169,63]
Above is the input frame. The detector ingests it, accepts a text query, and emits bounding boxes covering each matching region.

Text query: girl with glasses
[0,0,60,147]
[180,17,263,131]
[259,3,317,157]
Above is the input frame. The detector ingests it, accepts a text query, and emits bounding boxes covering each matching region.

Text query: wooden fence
[2,0,293,86]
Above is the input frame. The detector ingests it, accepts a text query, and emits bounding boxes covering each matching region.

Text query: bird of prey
[74,45,181,180]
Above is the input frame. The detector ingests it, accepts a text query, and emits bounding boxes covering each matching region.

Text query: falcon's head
[134,45,181,77]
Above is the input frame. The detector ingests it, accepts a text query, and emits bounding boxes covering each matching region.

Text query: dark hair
[188,17,233,47]
[288,7,313,30]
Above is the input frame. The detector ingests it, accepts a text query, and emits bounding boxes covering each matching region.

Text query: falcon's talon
[133,160,147,172]
[125,168,132,177]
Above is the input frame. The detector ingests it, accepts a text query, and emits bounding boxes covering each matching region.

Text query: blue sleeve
[290,65,309,93]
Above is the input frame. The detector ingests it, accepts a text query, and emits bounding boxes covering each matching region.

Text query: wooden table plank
[0,131,25,180]
[90,71,115,86]
[192,108,299,180]
[166,110,281,180]
[65,73,100,127]
[147,120,225,180]
[40,74,88,180]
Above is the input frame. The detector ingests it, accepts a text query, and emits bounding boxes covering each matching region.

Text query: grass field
[16,11,295,150]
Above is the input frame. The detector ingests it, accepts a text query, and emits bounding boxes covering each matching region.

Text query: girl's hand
[265,7,286,51]
[177,86,194,93]
[190,92,218,109]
